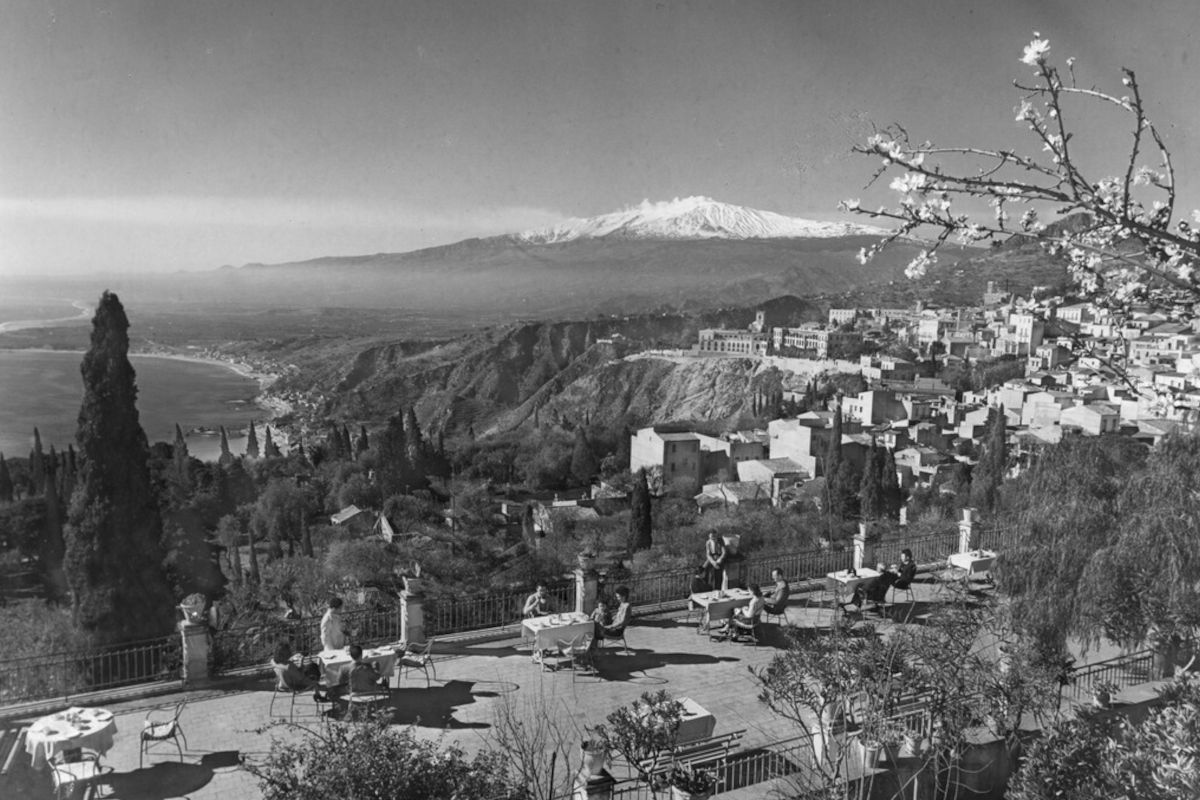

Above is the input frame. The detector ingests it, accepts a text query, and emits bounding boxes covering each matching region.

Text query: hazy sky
[3,0,1198,275]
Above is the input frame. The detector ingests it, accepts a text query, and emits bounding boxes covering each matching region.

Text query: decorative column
[401,589,426,647]
[575,567,600,615]
[179,620,210,686]
[958,508,976,554]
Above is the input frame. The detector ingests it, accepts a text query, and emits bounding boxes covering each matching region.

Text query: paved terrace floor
[0,578,1108,800]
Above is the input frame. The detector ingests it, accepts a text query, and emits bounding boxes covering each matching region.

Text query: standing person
[321,597,348,651]
[703,531,727,592]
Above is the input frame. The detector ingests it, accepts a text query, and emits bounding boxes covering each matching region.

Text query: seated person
[523,583,554,618]
[764,568,790,615]
[866,548,918,604]
[689,565,710,597]
[330,644,388,699]
[272,642,328,701]
[590,600,609,627]
[591,587,632,650]
[718,584,764,635]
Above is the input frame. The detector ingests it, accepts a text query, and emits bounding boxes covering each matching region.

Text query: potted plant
[877,720,907,764]
[179,593,207,624]
[856,736,883,769]
[1092,679,1117,709]
[663,763,716,800]
[579,738,609,777]
[721,532,742,554]
[402,561,424,595]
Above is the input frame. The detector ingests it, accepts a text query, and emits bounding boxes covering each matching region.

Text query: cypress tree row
[64,291,175,644]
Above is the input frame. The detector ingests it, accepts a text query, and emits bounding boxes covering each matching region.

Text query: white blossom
[839,198,861,211]
[905,250,936,280]
[889,173,927,194]
[1021,38,1050,66]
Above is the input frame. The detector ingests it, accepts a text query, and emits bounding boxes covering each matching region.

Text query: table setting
[521,612,593,654]
[688,587,753,632]
[26,706,117,770]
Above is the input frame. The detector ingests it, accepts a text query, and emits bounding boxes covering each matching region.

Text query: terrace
[0,521,1165,799]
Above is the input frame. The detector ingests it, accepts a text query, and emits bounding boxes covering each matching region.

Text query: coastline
[0,346,293,421]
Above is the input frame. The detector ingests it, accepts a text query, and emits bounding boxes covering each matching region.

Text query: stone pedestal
[575,568,600,615]
[573,768,616,800]
[179,621,209,686]
[401,591,425,646]
[853,523,876,572]
[721,555,744,591]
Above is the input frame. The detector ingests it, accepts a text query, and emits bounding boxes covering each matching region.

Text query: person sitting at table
[590,599,609,627]
[764,568,790,616]
[591,587,632,651]
[716,583,765,636]
[330,644,388,700]
[689,564,710,596]
[523,583,554,618]
[320,596,348,651]
[703,531,726,592]
[866,548,917,604]
[272,642,328,701]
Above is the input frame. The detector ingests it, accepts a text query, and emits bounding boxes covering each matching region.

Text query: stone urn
[179,593,207,624]
[578,552,597,572]
[579,741,608,777]
[721,533,741,555]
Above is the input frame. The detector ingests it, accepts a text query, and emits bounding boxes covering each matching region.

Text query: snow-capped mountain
[515,196,887,244]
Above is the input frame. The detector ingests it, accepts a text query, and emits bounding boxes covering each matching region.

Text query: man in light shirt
[321,597,347,651]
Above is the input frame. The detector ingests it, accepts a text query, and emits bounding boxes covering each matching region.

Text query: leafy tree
[245,420,260,459]
[0,453,12,503]
[570,428,599,486]
[64,291,175,644]
[252,478,308,559]
[245,715,528,800]
[628,468,653,552]
[215,513,243,586]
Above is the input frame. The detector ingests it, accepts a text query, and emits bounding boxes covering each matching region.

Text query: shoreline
[0,346,294,421]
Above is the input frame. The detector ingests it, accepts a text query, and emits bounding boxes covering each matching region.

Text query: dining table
[688,588,754,633]
[317,646,399,686]
[522,612,593,660]
[826,567,882,608]
[948,549,997,581]
[25,706,117,770]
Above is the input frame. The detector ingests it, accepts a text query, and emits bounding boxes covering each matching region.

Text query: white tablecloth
[26,707,117,770]
[689,589,753,630]
[827,568,882,600]
[522,613,593,651]
[318,647,398,686]
[676,697,717,744]
[948,550,997,575]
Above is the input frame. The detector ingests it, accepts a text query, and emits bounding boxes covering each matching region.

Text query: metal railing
[211,606,405,674]
[975,524,1011,553]
[1066,649,1155,701]
[0,635,180,705]
[426,580,574,637]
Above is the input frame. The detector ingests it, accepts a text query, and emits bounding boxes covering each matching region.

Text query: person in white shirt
[320,597,347,651]
[523,584,554,618]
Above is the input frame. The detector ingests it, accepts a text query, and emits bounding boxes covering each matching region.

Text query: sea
[0,349,267,462]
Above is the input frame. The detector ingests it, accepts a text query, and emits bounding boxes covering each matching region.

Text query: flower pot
[403,576,424,595]
[179,597,206,624]
[577,553,596,572]
[670,786,712,800]
[579,742,608,777]
[858,739,883,769]
[882,741,903,764]
[721,534,741,554]
[902,733,923,757]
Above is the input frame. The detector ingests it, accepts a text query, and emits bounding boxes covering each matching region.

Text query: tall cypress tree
[570,428,599,486]
[245,420,260,459]
[355,425,370,458]
[172,424,190,491]
[31,428,45,495]
[970,406,1008,513]
[0,453,12,503]
[859,442,884,520]
[41,447,68,600]
[341,424,353,459]
[64,291,174,644]
[263,425,281,458]
[218,425,233,465]
[403,407,425,479]
[628,468,653,552]
[824,398,845,517]
[881,447,903,521]
[375,413,409,497]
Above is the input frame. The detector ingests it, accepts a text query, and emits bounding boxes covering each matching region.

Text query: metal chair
[599,625,631,655]
[49,748,109,799]
[140,699,188,768]
[396,640,437,687]
[763,598,789,626]
[886,579,917,620]
[269,664,320,721]
[557,634,595,681]
[731,611,762,646]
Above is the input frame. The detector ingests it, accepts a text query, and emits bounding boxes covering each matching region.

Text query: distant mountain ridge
[512,196,889,244]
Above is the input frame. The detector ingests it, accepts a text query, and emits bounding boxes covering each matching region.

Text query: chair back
[171,699,188,723]
[824,576,839,594]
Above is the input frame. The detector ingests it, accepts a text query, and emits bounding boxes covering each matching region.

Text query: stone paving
[0,578,1026,799]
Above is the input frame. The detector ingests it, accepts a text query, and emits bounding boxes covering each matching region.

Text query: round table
[25,707,117,770]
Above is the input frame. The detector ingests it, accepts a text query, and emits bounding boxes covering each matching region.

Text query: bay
[0,350,268,462]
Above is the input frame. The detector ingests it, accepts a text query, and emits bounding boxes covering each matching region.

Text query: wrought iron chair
[140,699,188,768]
[49,748,110,799]
[396,640,437,687]
[270,663,322,721]
[731,610,763,646]
[556,634,595,681]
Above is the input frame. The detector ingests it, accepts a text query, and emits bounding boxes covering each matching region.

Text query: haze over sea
[0,350,264,462]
